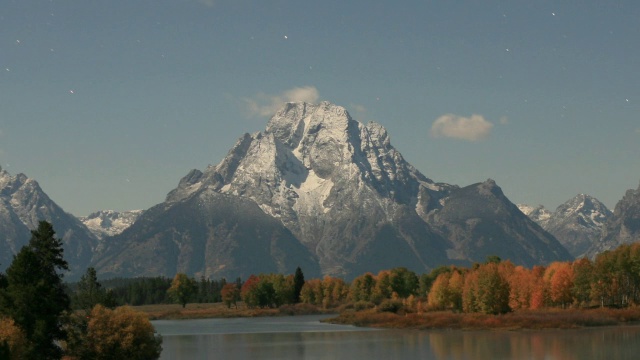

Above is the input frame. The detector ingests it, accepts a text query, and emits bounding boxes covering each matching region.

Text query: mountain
[0,167,98,278]
[428,180,570,267]
[545,194,611,258]
[588,183,640,256]
[93,189,321,280]
[519,195,612,258]
[517,204,552,227]
[80,210,143,239]
[93,101,571,280]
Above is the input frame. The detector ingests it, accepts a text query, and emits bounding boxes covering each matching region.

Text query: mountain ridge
[92,101,572,280]
[518,194,612,258]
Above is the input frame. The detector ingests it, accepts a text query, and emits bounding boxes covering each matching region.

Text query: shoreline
[323,307,640,331]
[133,302,332,321]
[133,302,640,331]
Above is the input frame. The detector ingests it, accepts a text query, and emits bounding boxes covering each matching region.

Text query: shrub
[379,299,404,313]
[71,305,163,360]
[354,301,375,311]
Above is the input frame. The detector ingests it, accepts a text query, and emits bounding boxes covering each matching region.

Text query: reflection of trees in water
[162,325,640,359]
[428,327,640,360]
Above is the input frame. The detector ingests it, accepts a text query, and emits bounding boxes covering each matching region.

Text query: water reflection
[155,316,640,360]
[428,327,640,360]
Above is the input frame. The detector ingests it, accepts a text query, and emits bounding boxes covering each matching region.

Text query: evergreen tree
[0,221,70,359]
[293,267,305,303]
[73,267,115,313]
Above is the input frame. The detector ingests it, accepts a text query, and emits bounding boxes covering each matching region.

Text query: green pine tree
[0,221,71,360]
[293,267,305,303]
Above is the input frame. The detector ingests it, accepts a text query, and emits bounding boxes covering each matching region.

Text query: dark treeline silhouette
[68,276,243,307]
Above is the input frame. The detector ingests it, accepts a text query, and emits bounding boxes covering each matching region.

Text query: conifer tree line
[73,274,243,307]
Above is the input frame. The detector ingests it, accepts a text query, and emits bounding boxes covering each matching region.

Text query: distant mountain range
[1,102,638,280]
[518,194,612,258]
[587,182,640,256]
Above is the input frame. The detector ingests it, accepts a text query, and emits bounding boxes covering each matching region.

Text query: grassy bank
[133,302,329,320]
[325,307,640,330]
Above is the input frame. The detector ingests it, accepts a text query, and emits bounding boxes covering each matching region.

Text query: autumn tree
[462,263,510,314]
[221,283,240,309]
[371,270,393,303]
[508,266,536,310]
[349,273,376,302]
[0,221,70,359]
[545,262,574,308]
[321,276,349,308]
[571,258,593,307]
[427,272,452,310]
[69,305,162,360]
[167,273,197,308]
[300,279,323,306]
[241,275,261,308]
[419,266,453,297]
[462,270,479,313]
[0,317,27,359]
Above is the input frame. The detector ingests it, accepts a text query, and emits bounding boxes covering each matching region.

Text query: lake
[153,315,640,359]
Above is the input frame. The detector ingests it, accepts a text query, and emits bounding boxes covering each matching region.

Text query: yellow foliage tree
[83,305,162,360]
[0,317,27,359]
[167,273,197,308]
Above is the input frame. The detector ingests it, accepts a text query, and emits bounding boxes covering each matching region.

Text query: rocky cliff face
[94,102,572,279]
[0,167,97,277]
[588,183,640,257]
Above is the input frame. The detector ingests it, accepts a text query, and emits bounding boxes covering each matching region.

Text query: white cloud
[245,86,320,117]
[430,114,494,141]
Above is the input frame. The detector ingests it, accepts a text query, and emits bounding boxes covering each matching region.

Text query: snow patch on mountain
[80,209,143,239]
[517,204,552,225]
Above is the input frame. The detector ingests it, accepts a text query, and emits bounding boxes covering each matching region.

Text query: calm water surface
[153,315,640,360]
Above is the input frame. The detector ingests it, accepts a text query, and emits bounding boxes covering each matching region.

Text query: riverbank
[325,307,640,330]
[135,302,640,330]
[133,302,330,320]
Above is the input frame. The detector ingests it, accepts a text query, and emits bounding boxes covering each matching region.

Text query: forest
[69,241,640,316]
[221,242,640,316]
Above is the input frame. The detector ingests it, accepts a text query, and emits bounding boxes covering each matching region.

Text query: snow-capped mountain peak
[79,209,144,239]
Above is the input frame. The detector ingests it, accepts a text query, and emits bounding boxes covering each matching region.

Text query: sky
[1,0,639,216]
